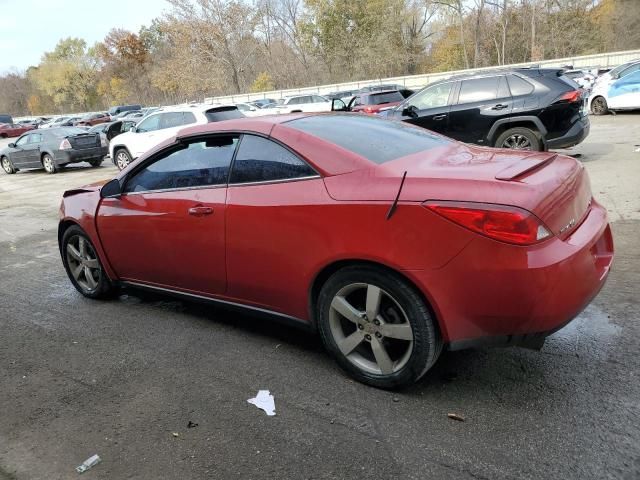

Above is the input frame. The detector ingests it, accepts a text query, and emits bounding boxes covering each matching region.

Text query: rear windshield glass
[367,92,404,105]
[205,107,244,122]
[50,127,88,137]
[287,114,450,164]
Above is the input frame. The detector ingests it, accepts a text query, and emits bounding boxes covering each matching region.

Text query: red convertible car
[0,123,35,138]
[58,114,613,388]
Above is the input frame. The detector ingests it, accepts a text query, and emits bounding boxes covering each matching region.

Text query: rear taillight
[555,90,582,103]
[59,138,71,150]
[363,106,374,113]
[423,201,552,245]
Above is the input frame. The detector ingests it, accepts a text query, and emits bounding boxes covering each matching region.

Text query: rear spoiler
[495,154,557,181]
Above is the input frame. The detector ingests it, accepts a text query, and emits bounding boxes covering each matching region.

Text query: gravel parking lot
[1,115,639,480]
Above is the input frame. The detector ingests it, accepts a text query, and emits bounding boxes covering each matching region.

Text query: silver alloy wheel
[66,235,101,292]
[43,155,55,173]
[592,97,607,115]
[502,134,532,150]
[2,157,11,173]
[329,283,414,375]
[116,151,130,170]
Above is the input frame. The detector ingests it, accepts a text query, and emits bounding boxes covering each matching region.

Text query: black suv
[376,69,589,151]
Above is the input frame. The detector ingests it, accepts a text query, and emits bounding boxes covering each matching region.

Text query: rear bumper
[54,147,105,164]
[546,116,590,149]
[406,201,613,349]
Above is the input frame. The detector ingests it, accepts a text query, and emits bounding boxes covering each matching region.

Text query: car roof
[151,103,237,114]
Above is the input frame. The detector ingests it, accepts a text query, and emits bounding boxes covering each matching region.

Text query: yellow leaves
[26,95,41,115]
[250,72,275,93]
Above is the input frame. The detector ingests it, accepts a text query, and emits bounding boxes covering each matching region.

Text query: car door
[24,133,44,167]
[128,113,164,157]
[607,70,640,109]
[8,134,32,167]
[446,75,513,145]
[96,135,238,295]
[394,81,456,135]
[225,134,322,312]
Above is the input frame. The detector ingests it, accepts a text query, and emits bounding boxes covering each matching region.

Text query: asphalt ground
[0,115,639,479]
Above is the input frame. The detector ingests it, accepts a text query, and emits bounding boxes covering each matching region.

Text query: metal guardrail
[205,48,640,104]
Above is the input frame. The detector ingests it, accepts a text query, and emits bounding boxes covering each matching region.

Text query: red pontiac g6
[58,114,613,388]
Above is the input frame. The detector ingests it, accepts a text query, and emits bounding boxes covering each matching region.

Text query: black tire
[89,158,103,168]
[317,265,442,389]
[495,127,542,151]
[591,96,609,115]
[61,225,115,299]
[42,153,57,174]
[1,156,16,174]
[114,148,132,171]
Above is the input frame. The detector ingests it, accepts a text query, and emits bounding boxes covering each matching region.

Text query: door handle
[492,104,508,110]
[188,206,214,217]
[432,114,447,121]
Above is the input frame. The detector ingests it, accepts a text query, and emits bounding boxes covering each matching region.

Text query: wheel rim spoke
[78,237,87,257]
[72,263,84,280]
[67,244,82,261]
[371,337,394,375]
[84,266,98,289]
[337,331,365,355]
[84,258,99,269]
[379,322,413,341]
[331,295,362,324]
[365,284,382,320]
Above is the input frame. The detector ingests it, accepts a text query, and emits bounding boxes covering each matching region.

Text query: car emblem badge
[559,218,576,234]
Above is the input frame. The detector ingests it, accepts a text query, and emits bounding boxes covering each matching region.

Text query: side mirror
[402,105,419,118]
[331,98,347,111]
[129,126,137,133]
[100,178,122,198]
[8,143,15,148]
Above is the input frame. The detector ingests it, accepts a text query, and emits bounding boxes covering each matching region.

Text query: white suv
[109,104,242,170]
[276,95,331,114]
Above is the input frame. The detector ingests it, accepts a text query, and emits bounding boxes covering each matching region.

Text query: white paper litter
[76,454,101,473]
[247,390,276,416]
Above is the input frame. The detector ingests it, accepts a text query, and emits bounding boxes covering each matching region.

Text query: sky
[0,0,169,74]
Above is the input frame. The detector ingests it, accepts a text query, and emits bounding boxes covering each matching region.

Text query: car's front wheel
[114,148,132,171]
[1,156,16,174]
[42,154,57,174]
[89,158,103,168]
[61,225,115,299]
[495,127,542,151]
[317,265,442,389]
[591,96,609,115]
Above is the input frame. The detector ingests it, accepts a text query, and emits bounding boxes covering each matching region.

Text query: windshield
[287,114,450,164]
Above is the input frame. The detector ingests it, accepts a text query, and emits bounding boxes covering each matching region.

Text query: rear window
[367,92,404,105]
[50,127,87,137]
[287,114,450,164]
[507,75,535,96]
[205,107,244,122]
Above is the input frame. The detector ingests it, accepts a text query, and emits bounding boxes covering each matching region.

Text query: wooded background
[0,0,638,115]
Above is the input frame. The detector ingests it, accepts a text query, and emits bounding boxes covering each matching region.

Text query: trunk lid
[323,143,592,239]
[69,132,100,150]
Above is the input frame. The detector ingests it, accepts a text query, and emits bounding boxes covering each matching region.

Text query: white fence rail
[205,48,640,104]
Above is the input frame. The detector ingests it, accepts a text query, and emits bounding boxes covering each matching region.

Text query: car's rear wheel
[61,225,114,299]
[317,265,442,389]
[591,96,609,115]
[495,127,542,151]
[115,149,132,170]
[42,154,57,174]
[1,156,16,174]
[89,158,103,168]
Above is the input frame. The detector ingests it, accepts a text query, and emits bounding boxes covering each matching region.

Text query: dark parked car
[108,104,142,116]
[358,84,413,96]
[89,120,137,160]
[377,69,589,151]
[326,90,358,100]
[0,127,105,175]
[341,90,407,114]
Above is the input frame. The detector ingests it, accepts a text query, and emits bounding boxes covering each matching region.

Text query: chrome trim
[121,281,310,326]
[229,175,321,187]
[121,183,227,196]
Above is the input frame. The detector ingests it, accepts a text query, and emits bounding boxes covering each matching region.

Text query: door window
[183,112,197,125]
[124,136,238,193]
[160,112,185,129]
[458,77,500,103]
[408,82,454,110]
[230,135,317,184]
[15,135,30,146]
[312,95,327,103]
[136,114,161,133]
[28,134,42,144]
[507,75,534,96]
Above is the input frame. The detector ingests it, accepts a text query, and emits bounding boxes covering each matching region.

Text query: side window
[287,97,299,105]
[15,135,30,146]
[160,112,185,129]
[497,76,510,98]
[507,75,534,96]
[29,134,42,144]
[352,96,362,106]
[182,112,197,125]
[136,114,161,133]
[312,95,326,103]
[124,137,238,193]
[236,104,249,111]
[620,63,640,78]
[230,135,317,184]
[408,82,453,110]
[458,77,500,104]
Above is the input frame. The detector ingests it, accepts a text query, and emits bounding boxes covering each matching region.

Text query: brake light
[363,106,374,113]
[59,138,71,150]
[423,201,552,245]
[555,90,582,103]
